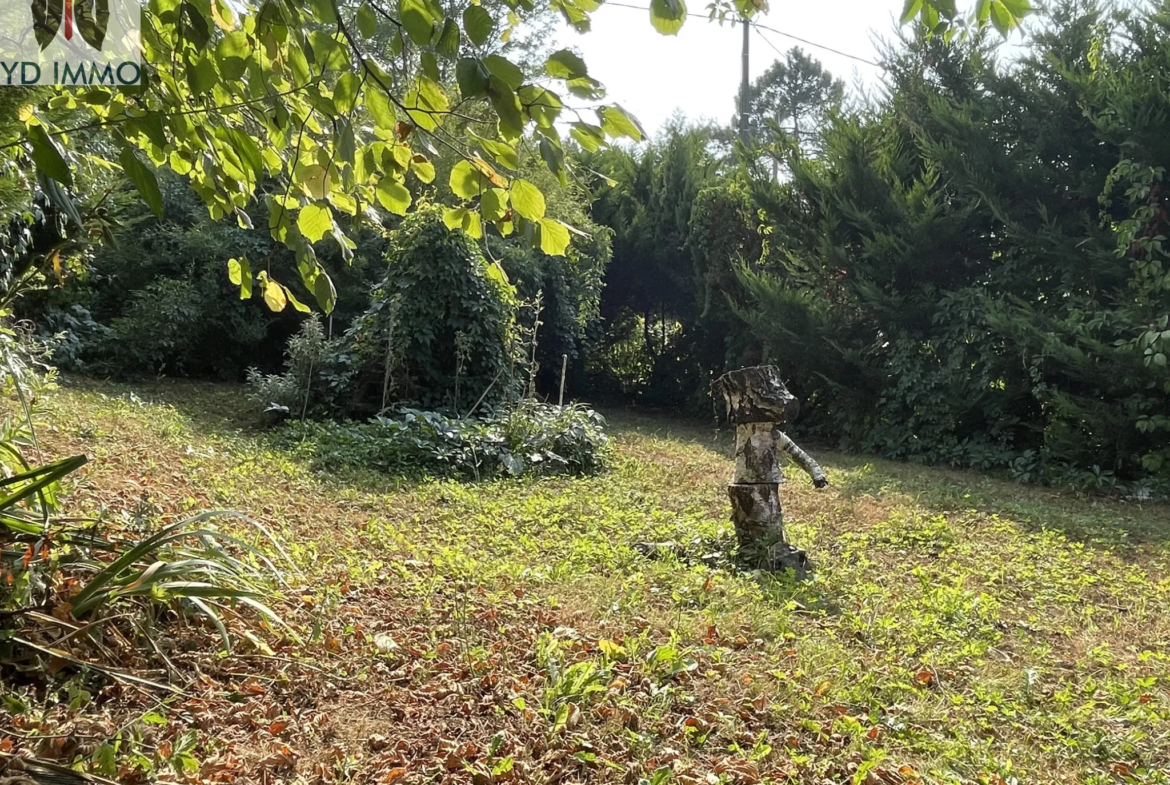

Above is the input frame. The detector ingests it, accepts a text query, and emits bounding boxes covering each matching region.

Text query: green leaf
[599,105,644,141]
[510,179,545,221]
[484,54,524,91]
[118,147,164,219]
[437,19,461,56]
[215,31,250,79]
[187,54,218,94]
[545,49,588,80]
[443,206,481,237]
[356,2,378,36]
[539,219,570,256]
[900,0,923,24]
[403,77,449,131]
[399,0,435,45]
[554,0,596,31]
[649,0,686,35]
[284,286,312,313]
[463,5,494,47]
[462,209,483,238]
[298,203,334,243]
[309,30,351,71]
[539,136,566,186]
[988,0,1011,34]
[314,271,337,313]
[367,85,397,131]
[421,51,441,82]
[481,187,509,221]
[309,0,336,23]
[376,176,412,215]
[450,160,488,198]
[300,164,330,200]
[457,58,491,97]
[522,85,563,128]
[444,206,468,230]
[28,125,71,185]
[334,72,361,113]
[410,155,436,183]
[998,0,1031,21]
[476,136,518,170]
[222,128,263,181]
[570,121,605,152]
[488,77,524,139]
[182,2,211,47]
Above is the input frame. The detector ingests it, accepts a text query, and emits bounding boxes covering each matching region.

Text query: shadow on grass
[62,376,257,433]
[829,457,1170,549]
[75,381,1170,551]
[606,407,1170,551]
[605,408,734,457]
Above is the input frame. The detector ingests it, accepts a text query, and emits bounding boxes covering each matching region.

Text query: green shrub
[338,204,526,415]
[28,174,383,380]
[245,316,340,420]
[274,402,609,479]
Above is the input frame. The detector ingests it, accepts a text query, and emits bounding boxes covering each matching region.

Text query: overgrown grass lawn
[9,380,1170,784]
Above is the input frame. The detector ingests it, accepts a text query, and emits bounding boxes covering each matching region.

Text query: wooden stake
[558,354,568,406]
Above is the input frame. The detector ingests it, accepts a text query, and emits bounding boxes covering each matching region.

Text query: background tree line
[579,0,1170,495]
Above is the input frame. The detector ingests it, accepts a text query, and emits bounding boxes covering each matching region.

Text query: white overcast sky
[554,0,906,135]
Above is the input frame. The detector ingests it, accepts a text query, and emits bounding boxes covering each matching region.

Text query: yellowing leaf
[263,278,288,312]
[471,156,508,188]
[228,257,252,299]
[301,164,330,200]
[228,257,243,284]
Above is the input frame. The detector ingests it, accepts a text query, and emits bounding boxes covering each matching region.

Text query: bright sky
[556,1,906,135]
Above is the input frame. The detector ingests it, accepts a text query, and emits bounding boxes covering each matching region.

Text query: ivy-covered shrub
[334,204,527,415]
[274,402,609,479]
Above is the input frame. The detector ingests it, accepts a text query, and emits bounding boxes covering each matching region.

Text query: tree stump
[715,366,813,573]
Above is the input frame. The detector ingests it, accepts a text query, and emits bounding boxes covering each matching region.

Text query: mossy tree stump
[715,366,827,573]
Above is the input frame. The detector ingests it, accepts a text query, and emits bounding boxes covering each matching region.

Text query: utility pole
[739,18,750,144]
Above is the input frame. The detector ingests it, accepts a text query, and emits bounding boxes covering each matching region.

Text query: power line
[752,22,880,67]
[601,1,881,68]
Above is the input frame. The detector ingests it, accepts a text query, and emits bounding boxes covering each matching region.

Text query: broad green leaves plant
[10,0,678,315]
[900,0,1033,38]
